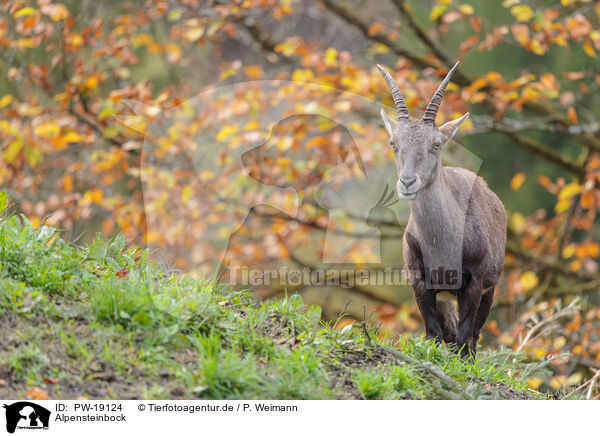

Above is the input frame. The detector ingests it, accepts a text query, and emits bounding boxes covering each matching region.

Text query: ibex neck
[409,168,458,226]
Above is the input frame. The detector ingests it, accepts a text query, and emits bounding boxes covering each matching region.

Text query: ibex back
[377,61,507,357]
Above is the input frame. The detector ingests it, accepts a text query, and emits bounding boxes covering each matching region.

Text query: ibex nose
[400,174,416,188]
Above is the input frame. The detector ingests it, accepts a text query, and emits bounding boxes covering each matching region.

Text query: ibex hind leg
[436,300,457,344]
[470,287,495,351]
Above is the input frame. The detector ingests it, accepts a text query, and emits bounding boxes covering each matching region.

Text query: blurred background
[0,0,599,394]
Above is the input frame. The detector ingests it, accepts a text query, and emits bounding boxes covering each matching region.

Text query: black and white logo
[3,402,50,434]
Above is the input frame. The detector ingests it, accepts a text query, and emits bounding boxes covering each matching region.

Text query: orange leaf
[305,136,328,150]
[566,313,582,333]
[510,172,526,191]
[537,174,552,188]
[26,386,48,400]
[83,188,103,205]
[567,106,578,123]
[484,319,500,335]
[367,22,386,37]
[244,65,263,80]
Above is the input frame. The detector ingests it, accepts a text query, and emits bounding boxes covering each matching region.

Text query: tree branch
[389,0,454,69]
[321,0,438,71]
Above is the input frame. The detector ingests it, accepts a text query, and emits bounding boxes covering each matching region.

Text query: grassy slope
[0,213,554,400]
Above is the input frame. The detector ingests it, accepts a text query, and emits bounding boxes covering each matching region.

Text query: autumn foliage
[1,0,600,396]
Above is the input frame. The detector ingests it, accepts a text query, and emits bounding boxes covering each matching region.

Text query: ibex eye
[389,138,394,146]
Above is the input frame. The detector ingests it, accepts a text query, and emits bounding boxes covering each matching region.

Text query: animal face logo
[3,402,50,434]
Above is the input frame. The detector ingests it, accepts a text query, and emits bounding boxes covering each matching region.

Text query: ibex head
[378,61,470,200]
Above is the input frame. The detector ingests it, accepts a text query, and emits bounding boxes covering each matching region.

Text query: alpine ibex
[377,61,507,357]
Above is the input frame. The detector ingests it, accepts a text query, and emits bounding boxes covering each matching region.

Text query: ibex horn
[422,61,460,125]
[377,64,409,120]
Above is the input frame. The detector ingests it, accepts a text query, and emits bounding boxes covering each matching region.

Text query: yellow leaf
[509,212,526,234]
[554,199,570,213]
[291,69,314,82]
[82,75,99,92]
[219,67,237,81]
[215,125,238,142]
[62,131,84,144]
[553,336,566,349]
[511,5,533,22]
[4,140,23,163]
[502,0,520,7]
[200,170,215,180]
[244,120,261,131]
[34,121,60,138]
[66,33,83,49]
[549,376,566,390]
[348,122,365,134]
[324,47,338,67]
[14,7,36,18]
[47,4,69,21]
[498,333,515,346]
[0,94,13,108]
[567,372,582,386]
[558,182,581,201]
[185,27,204,42]
[519,271,539,292]
[181,185,193,203]
[583,40,596,58]
[510,172,526,191]
[527,377,543,390]
[530,39,545,55]
[560,0,576,5]
[430,5,448,20]
[554,36,567,46]
[458,4,474,15]
[562,243,575,259]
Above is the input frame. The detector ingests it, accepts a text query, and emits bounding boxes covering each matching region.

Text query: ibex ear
[380,108,399,138]
[439,112,470,142]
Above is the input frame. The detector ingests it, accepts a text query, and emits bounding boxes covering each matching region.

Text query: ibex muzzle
[378,61,507,358]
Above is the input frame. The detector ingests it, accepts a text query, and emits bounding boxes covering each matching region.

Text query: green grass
[0,205,559,400]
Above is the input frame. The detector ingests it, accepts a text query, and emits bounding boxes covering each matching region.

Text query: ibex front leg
[413,284,444,342]
[457,275,483,358]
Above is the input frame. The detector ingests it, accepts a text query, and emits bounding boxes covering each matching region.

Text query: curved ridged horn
[422,61,460,125]
[376,64,409,120]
